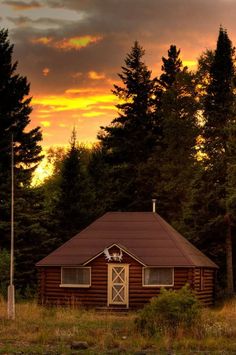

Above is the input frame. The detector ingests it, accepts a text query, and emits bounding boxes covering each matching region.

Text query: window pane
[62,268,90,285]
[144,268,173,285]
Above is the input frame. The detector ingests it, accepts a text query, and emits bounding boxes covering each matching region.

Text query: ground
[0,297,236,354]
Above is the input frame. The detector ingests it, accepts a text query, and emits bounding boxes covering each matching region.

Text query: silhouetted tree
[0,28,44,296]
[0,28,43,246]
[98,41,157,210]
[183,27,236,294]
[55,129,95,243]
[152,45,199,227]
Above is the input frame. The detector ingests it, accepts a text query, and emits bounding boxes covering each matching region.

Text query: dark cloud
[2,0,236,146]
[10,0,236,94]
[3,0,42,10]
[7,15,72,28]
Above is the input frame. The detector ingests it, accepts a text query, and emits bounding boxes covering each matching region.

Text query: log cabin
[36,211,218,309]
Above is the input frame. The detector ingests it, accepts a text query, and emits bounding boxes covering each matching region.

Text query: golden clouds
[32,37,52,45]
[32,92,116,112]
[42,67,50,76]
[57,36,102,50]
[88,71,106,80]
[31,35,102,51]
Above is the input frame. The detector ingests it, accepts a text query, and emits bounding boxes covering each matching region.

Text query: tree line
[0,26,235,297]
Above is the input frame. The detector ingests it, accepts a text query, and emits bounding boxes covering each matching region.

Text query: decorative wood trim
[83,243,146,266]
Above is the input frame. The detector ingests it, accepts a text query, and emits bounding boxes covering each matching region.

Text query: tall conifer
[0,28,43,294]
[153,45,199,226]
[98,41,156,210]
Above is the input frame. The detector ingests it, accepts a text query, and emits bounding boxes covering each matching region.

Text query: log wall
[193,267,216,306]
[37,247,216,308]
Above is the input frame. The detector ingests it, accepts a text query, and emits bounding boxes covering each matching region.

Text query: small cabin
[36,212,218,308]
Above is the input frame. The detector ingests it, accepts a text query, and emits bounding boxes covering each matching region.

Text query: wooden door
[108,264,129,307]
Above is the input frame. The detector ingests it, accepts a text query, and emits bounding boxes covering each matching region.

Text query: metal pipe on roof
[152,199,157,213]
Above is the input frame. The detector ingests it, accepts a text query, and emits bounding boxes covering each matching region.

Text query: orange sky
[1,0,236,149]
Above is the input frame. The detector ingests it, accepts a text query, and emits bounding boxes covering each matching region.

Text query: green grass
[1,297,236,354]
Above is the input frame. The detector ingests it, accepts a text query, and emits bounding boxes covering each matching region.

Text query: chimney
[152,199,157,213]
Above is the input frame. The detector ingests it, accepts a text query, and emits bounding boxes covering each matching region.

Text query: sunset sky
[1,0,236,149]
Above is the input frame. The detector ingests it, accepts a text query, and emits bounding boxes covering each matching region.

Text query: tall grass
[0,296,236,354]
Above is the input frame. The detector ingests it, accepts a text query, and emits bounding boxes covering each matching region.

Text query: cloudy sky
[1,0,236,148]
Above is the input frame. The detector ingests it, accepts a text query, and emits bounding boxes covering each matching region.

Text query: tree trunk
[225,214,234,295]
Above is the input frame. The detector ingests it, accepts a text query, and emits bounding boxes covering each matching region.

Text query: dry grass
[1,297,236,354]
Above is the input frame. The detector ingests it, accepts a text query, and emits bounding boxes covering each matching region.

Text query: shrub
[135,284,201,336]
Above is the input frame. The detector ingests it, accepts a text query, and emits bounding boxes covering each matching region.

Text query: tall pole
[7,134,15,320]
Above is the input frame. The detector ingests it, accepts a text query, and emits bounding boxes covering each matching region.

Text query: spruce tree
[183,27,236,294]
[153,45,199,226]
[98,41,156,210]
[0,28,44,295]
[0,28,43,247]
[56,130,94,243]
[203,27,235,294]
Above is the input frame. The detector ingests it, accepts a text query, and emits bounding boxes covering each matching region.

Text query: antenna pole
[7,133,15,320]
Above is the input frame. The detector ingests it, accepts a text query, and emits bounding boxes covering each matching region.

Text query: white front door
[108,264,129,307]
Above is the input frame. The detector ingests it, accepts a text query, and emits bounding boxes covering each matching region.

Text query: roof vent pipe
[152,199,157,213]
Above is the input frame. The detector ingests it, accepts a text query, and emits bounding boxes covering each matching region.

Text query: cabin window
[60,267,91,287]
[143,267,174,287]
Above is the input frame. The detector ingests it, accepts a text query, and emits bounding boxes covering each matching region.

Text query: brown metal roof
[36,212,218,268]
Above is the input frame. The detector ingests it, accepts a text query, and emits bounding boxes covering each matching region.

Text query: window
[143,267,174,287]
[60,267,91,287]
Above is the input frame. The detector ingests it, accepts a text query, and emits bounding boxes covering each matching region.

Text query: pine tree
[98,41,157,210]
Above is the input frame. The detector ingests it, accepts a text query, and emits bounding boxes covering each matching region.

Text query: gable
[83,243,146,266]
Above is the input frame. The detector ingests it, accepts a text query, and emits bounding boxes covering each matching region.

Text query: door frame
[107,263,129,308]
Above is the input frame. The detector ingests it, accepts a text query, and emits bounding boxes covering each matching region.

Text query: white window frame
[60,267,91,288]
[142,267,174,287]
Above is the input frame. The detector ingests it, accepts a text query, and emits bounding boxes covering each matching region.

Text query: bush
[135,285,201,336]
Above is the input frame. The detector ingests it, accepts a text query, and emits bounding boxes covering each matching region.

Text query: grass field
[0,297,236,354]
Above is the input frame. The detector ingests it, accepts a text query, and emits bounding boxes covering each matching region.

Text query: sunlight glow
[31,155,54,186]
[40,121,51,127]
[82,111,105,117]
[32,93,117,112]
[183,60,197,69]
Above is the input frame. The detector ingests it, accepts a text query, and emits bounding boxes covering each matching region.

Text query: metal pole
[7,134,15,320]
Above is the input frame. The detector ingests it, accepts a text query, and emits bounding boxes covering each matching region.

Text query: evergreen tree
[153,45,199,226]
[0,28,43,248]
[183,27,236,294]
[98,41,157,210]
[203,27,235,294]
[55,130,95,243]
